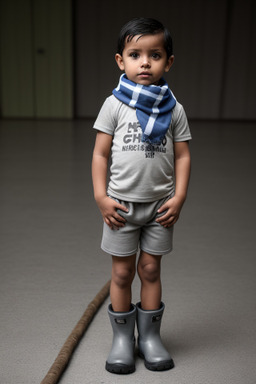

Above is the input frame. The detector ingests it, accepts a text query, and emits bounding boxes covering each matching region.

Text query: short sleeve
[172,102,192,142]
[93,96,118,136]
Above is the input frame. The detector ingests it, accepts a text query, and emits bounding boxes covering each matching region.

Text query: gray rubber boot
[106,304,136,374]
[136,302,174,371]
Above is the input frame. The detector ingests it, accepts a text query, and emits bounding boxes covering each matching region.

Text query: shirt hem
[107,188,173,203]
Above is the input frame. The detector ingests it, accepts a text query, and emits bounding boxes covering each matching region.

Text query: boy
[92,18,191,374]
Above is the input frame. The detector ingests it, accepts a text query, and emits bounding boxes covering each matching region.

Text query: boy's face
[115,32,174,86]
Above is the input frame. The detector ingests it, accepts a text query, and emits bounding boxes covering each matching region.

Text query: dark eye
[152,53,161,59]
[130,52,139,59]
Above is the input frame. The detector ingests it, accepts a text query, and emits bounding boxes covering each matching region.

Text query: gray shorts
[101,195,174,257]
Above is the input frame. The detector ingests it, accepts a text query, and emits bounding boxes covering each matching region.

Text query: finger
[114,203,128,223]
[159,218,173,227]
[113,211,126,223]
[105,216,123,230]
[116,203,129,213]
[157,203,168,213]
[111,215,126,227]
[105,217,114,230]
[160,216,178,227]
[156,211,170,223]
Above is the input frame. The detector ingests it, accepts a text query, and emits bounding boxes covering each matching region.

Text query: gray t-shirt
[93,95,192,203]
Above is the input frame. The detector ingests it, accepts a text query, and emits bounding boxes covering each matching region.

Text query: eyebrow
[126,48,163,53]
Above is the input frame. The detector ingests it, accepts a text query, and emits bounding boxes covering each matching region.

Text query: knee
[112,264,135,288]
[138,261,160,283]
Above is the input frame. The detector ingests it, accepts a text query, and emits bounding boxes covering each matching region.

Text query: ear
[115,54,125,71]
[165,55,174,73]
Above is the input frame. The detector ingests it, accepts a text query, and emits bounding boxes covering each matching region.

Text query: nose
[141,56,150,68]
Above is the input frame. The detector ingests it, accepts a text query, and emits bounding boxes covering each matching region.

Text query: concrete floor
[0,119,256,384]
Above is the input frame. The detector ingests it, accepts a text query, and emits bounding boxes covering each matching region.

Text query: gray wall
[75,0,256,120]
[0,0,73,118]
[0,0,255,120]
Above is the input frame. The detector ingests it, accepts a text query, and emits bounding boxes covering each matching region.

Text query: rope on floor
[40,279,111,384]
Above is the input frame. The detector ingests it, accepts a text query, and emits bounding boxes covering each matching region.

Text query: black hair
[117,17,173,58]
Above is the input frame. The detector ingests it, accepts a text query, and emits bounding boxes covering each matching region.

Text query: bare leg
[137,251,162,310]
[110,254,136,312]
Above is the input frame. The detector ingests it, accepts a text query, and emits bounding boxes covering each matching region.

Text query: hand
[156,195,185,228]
[97,196,129,230]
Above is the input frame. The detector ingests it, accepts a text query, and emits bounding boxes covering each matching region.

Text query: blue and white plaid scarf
[113,74,176,144]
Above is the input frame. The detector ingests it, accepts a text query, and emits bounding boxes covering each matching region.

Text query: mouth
[138,72,151,78]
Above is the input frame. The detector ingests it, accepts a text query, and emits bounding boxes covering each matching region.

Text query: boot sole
[139,352,175,371]
[105,362,135,374]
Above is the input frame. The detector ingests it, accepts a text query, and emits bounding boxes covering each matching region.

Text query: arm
[156,141,191,227]
[92,131,128,230]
